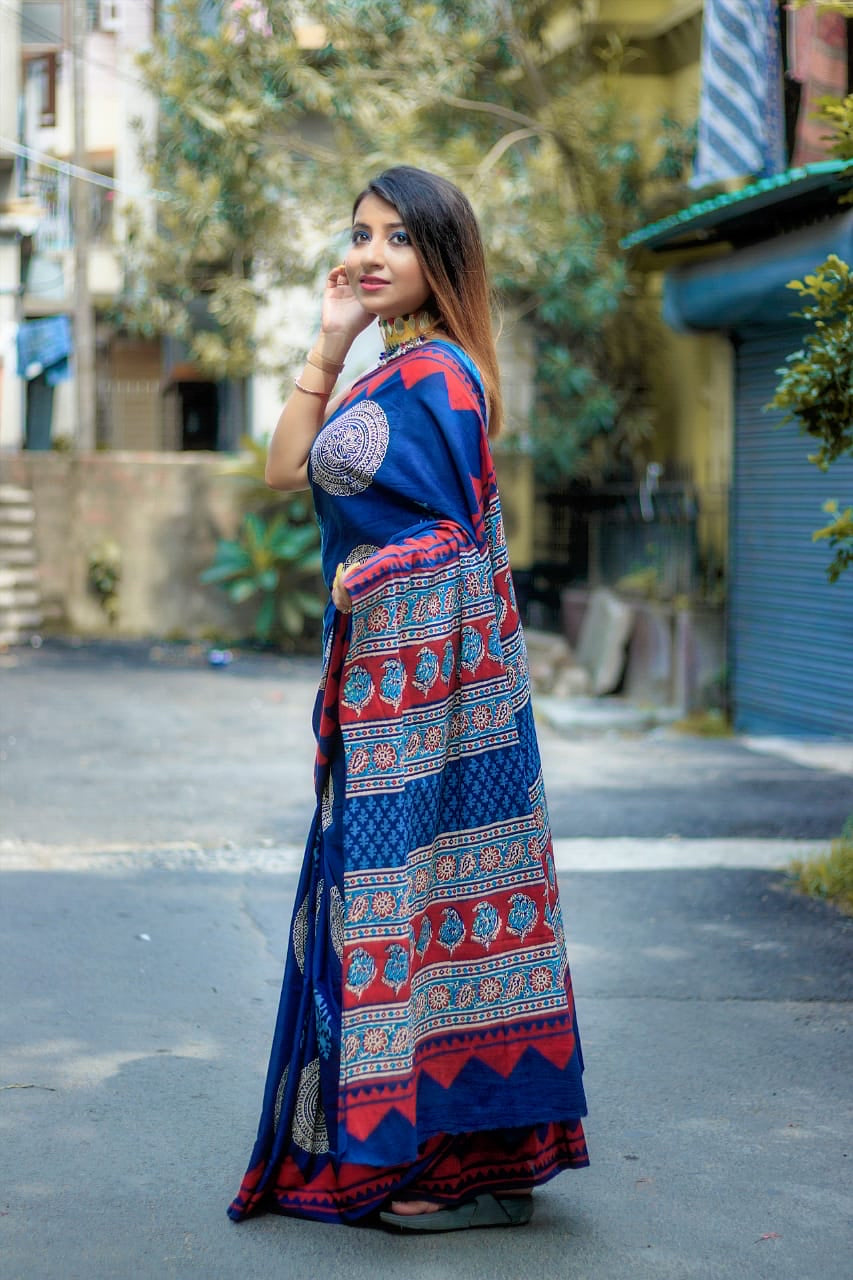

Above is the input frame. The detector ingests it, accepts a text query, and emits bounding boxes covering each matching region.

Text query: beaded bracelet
[294,377,329,398]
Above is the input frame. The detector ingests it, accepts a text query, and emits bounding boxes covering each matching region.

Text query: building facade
[0,0,167,451]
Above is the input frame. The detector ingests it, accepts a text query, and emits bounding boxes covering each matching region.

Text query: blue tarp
[662,209,853,331]
[16,316,73,385]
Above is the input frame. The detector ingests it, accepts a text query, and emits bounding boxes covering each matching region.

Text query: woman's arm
[265,265,374,492]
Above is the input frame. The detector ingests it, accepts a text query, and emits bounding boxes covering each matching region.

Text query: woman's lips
[359,277,389,292]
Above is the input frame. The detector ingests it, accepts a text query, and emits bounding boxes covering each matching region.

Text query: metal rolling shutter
[731,327,853,736]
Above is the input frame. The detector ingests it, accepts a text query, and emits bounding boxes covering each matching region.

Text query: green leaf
[227,579,258,603]
[298,551,324,574]
[295,589,327,617]
[243,511,267,552]
[254,594,276,641]
[270,523,320,560]
[208,539,251,567]
[279,595,303,635]
[200,561,243,584]
[256,567,279,592]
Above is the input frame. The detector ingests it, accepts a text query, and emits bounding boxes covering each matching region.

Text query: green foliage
[126,0,689,482]
[771,255,853,580]
[215,432,280,511]
[815,93,853,164]
[118,0,325,380]
[648,114,699,183]
[87,539,121,623]
[813,499,853,582]
[772,256,853,465]
[201,502,325,643]
[201,435,325,645]
[525,204,656,480]
[790,817,853,915]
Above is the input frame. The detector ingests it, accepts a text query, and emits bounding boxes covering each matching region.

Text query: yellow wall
[649,321,732,576]
[602,1,732,577]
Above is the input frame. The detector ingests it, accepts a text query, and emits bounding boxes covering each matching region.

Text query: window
[21,2,64,47]
[25,53,57,127]
[99,1,121,31]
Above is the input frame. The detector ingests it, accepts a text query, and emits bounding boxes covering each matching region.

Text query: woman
[228,166,588,1233]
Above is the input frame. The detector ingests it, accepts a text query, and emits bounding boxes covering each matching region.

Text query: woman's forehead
[352,191,403,225]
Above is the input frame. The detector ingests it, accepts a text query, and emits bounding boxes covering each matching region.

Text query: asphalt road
[4,639,852,847]
[1,640,851,1280]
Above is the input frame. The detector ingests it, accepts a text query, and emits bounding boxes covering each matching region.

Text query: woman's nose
[358,238,384,271]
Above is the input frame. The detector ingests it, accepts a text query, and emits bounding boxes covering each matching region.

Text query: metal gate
[730,327,853,736]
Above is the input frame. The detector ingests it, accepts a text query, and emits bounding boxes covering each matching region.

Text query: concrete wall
[4,452,253,639]
[4,445,536,643]
[0,2,19,151]
[31,32,120,161]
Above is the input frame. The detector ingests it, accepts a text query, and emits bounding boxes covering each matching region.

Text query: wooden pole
[72,0,96,448]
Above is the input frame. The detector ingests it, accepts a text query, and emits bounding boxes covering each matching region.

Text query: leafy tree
[119,1,333,395]
[123,0,690,480]
[772,89,853,582]
[771,256,853,582]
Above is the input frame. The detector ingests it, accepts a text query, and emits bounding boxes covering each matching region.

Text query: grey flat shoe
[379,1193,533,1233]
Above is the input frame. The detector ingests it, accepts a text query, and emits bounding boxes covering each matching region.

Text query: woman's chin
[358,298,395,320]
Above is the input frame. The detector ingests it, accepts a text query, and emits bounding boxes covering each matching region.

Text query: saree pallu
[228,341,588,1225]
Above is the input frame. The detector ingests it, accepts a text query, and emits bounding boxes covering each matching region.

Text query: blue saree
[228,337,588,1224]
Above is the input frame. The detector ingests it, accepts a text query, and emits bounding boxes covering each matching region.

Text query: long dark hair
[353,166,504,437]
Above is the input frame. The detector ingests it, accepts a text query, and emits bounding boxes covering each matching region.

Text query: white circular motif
[292,895,309,974]
[273,1065,289,1132]
[311,400,390,497]
[292,1058,330,1154]
[321,774,334,831]
[345,543,380,569]
[330,886,345,961]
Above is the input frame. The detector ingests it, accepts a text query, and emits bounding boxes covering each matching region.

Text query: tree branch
[439,94,547,132]
[476,127,540,180]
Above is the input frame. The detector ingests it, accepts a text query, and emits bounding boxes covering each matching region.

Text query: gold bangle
[294,377,329,398]
[307,350,344,374]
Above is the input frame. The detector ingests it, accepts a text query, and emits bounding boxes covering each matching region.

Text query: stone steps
[0,505,35,524]
[0,545,37,565]
[0,482,43,644]
[0,587,41,609]
[0,483,33,503]
[0,566,38,588]
[0,525,34,545]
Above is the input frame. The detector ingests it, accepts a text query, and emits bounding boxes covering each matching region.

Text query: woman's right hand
[264,265,371,493]
[320,264,375,343]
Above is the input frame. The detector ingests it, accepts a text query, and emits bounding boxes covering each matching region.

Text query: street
[1,641,851,1279]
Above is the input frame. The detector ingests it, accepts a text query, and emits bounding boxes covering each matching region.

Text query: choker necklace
[378,309,439,362]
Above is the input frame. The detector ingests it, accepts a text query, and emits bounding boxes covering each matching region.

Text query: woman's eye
[390,231,410,245]
[350,229,369,244]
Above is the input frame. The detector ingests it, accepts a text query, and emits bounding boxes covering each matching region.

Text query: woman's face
[345,192,432,320]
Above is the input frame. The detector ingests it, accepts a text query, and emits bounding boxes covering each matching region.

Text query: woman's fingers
[327,263,349,289]
[332,562,353,614]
